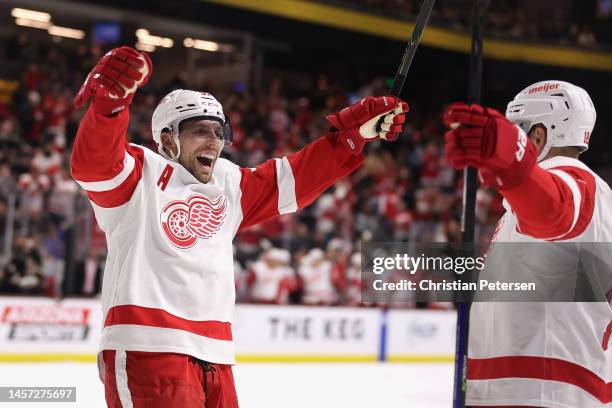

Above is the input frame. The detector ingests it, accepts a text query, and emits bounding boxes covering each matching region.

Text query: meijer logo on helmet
[527,83,560,94]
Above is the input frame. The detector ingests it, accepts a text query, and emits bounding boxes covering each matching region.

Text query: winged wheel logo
[160,194,227,249]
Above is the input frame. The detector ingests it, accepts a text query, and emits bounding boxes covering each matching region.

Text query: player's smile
[196,152,216,168]
[195,150,217,176]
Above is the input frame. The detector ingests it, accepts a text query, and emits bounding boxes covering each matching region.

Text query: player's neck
[542,147,581,161]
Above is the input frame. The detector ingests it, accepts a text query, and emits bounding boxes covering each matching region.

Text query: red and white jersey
[468,156,612,408]
[345,263,362,306]
[299,260,337,305]
[248,261,294,304]
[70,107,363,364]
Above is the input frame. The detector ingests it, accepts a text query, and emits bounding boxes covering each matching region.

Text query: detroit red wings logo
[160,194,227,249]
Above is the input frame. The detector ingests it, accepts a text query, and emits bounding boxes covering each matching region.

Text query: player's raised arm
[70,46,152,208]
[238,96,408,230]
[442,96,595,241]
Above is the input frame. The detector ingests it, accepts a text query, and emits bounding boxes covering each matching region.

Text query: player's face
[178,119,224,183]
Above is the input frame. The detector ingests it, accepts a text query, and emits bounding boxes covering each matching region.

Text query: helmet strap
[537,140,552,162]
[170,133,181,161]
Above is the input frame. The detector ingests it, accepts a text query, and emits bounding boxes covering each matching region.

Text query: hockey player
[298,248,338,305]
[443,80,611,407]
[70,46,408,407]
[247,248,295,304]
[345,252,363,306]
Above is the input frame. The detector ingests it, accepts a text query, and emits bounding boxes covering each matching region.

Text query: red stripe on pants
[103,350,238,408]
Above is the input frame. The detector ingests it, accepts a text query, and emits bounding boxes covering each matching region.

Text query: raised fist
[74,46,152,116]
[327,96,409,154]
[443,102,537,190]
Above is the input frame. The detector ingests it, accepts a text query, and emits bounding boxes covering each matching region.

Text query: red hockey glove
[327,96,409,154]
[443,102,537,190]
[74,46,152,116]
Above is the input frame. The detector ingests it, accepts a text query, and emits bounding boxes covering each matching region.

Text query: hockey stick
[388,0,436,97]
[376,0,435,133]
[452,1,489,407]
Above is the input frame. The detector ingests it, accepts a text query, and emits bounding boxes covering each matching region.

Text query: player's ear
[528,125,547,154]
[161,129,178,157]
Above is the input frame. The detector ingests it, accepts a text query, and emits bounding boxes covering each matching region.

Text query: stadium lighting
[48,25,85,40]
[183,38,235,53]
[14,17,51,29]
[135,29,173,48]
[11,8,51,22]
[135,42,156,52]
[183,37,219,52]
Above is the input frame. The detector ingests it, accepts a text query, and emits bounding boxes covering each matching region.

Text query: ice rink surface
[0,362,453,407]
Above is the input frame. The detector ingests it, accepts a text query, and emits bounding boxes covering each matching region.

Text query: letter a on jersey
[160,194,227,249]
[157,164,174,191]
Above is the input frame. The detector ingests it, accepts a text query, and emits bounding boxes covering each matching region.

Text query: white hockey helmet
[505,80,596,162]
[151,89,232,161]
[269,248,291,265]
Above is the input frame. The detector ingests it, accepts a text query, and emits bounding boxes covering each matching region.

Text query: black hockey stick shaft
[376,0,435,133]
[389,0,436,97]
[452,1,489,407]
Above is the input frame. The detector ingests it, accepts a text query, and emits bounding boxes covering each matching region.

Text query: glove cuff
[91,93,135,117]
[479,141,537,190]
[331,129,366,155]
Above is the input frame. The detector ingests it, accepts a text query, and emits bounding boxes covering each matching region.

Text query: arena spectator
[41,223,65,297]
[247,248,297,304]
[299,248,338,305]
[72,248,103,296]
[3,236,45,295]
[345,252,363,306]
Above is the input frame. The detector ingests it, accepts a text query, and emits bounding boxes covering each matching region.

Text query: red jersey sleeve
[70,107,143,208]
[501,164,596,240]
[238,132,364,230]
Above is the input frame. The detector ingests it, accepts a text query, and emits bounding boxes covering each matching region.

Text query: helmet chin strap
[169,133,181,162]
[537,142,552,162]
[163,133,181,163]
[536,128,552,162]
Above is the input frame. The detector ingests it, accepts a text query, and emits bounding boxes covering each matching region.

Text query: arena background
[0,0,610,407]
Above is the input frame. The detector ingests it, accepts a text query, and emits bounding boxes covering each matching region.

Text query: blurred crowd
[334,0,611,47]
[0,40,504,305]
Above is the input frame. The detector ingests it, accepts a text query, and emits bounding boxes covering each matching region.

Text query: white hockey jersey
[249,260,294,303]
[299,260,337,305]
[70,107,364,364]
[468,156,612,408]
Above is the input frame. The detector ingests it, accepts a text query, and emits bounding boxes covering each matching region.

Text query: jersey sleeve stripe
[545,169,581,240]
[275,157,298,214]
[74,152,136,192]
[104,304,232,341]
[467,356,611,404]
[548,166,597,241]
[85,146,144,208]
